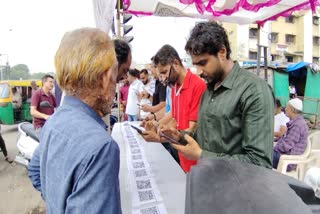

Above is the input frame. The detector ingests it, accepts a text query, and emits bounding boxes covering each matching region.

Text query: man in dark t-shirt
[152,79,166,106]
[30,74,57,137]
[140,61,166,119]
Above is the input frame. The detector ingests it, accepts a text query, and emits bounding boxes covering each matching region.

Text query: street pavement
[0,125,45,214]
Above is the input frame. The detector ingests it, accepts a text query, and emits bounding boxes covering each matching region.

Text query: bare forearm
[274,126,287,138]
[185,121,197,132]
[149,102,166,113]
[159,111,172,124]
[31,109,49,120]
[274,131,282,138]
[153,107,167,121]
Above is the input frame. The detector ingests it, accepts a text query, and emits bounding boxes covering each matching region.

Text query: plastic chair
[276,131,320,181]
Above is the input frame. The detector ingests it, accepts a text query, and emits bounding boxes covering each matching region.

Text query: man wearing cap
[273,98,308,170]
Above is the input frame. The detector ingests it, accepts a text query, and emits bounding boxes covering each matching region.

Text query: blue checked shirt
[28,96,121,214]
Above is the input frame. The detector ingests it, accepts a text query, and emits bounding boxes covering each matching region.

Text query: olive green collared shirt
[195,62,273,168]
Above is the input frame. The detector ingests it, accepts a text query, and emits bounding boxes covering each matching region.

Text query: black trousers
[0,134,8,157]
[162,143,180,164]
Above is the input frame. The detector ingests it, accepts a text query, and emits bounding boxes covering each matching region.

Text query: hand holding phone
[159,131,185,145]
[130,125,144,135]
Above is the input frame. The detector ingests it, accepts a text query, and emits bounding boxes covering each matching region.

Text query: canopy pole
[116,0,121,39]
[115,0,121,125]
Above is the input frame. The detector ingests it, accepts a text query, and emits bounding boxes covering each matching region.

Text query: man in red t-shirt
[30,74,57,137]
[142,45,206,173]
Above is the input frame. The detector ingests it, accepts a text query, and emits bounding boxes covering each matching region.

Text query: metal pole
[5,54,9,80]
[316,98,319,129]
[256,25,261,76]
[116,0,121,39]
[263,47,268,81]
[116,0,121,122]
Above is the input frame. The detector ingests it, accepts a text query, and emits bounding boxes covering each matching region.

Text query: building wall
[236,24,250,60]
[222,22,238,60]
[312,14,320,63]
[222,12,318,65]
[269,14,307,63]
[304,11,313,63]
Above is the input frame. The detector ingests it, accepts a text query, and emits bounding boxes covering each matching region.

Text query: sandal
[5,156,14,163]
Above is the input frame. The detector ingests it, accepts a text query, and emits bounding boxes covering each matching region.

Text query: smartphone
[159,132,185,145]
[130,125,144,134]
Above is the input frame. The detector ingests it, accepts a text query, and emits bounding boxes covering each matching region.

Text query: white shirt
[289,86,296,94]
[126,79,144,116]
[140,79,156,119]
[274,112,290,132]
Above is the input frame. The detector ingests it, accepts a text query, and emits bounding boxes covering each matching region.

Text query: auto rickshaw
[0,80,42,125]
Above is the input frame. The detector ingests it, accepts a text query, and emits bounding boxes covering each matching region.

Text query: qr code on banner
[133,161,145,169]
[130,144,139,149]
[132,154,142,160]
[127,137,136,141]
[134,169,147,178]
[131,148,141,154]
[140,206,160,214]
[127,135,136,139]
[129,141,138,145]
[138,190,155,202]
[127,137,135,140]
[136,179,152,190]
[126,131,134,136]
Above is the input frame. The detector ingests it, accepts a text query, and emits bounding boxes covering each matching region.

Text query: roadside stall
[273,62,320,128]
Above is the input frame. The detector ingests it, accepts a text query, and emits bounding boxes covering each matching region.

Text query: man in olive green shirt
[161,21,273,168]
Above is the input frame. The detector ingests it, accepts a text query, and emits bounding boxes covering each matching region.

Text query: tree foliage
[9,64,30,80]
[30,72,48,80]
[4,64,55,80]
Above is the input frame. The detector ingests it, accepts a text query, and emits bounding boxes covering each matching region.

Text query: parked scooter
[14,100,118,166]
[15,122,39,166]
[14,101,52,166]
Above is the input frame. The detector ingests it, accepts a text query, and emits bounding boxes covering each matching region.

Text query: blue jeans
[127,114,137,122]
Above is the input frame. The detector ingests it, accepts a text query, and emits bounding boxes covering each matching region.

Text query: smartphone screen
[130,125,143,134]
[159,132,185,145]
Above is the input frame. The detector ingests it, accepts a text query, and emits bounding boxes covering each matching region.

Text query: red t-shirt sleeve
[189,78,206,121]
[31,90,40,108]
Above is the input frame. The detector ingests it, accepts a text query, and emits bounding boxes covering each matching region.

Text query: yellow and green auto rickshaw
[0,80,42,125]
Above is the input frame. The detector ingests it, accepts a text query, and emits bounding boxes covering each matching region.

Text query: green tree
[9,64,30,80]
[30,72,47,80]
[30,72,56,80]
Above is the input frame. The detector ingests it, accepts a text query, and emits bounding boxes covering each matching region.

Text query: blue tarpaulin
[286,62,309,72]
[285,62,310,78]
